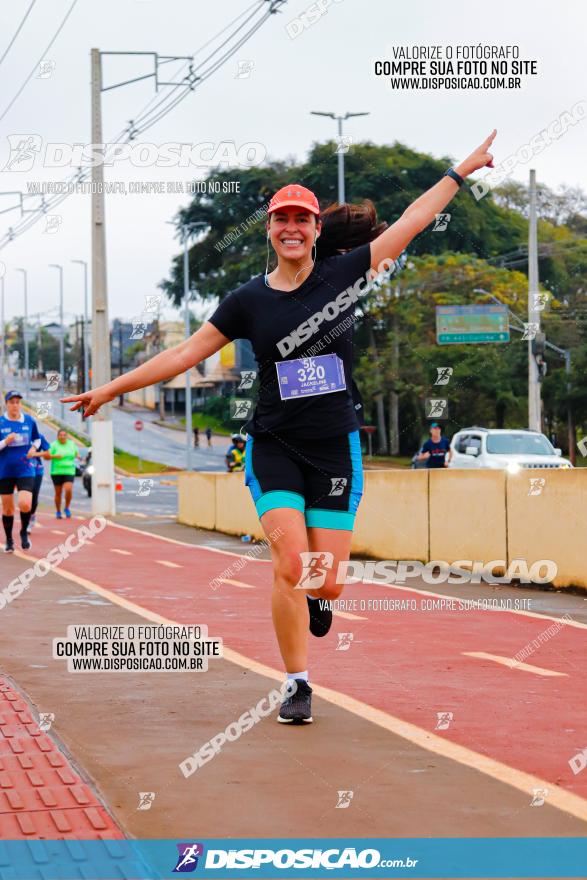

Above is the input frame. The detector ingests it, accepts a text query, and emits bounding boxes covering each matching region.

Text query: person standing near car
[418,422,452,468]
[47,429,78,518]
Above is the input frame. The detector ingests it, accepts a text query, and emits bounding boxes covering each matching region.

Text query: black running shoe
[307,596,333,637]
[278,679,313,724]
[4,540,14,553]
[20,531,31,551]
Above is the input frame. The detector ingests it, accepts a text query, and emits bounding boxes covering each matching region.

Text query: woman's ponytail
[315,200,387,259]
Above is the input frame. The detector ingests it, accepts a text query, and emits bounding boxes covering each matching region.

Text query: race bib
[276,354,346,401]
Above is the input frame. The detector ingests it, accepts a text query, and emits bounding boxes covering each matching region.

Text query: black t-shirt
[421,436,450,467]
[208,244,372,440]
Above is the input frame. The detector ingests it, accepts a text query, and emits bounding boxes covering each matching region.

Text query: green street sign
[436,304,510,345]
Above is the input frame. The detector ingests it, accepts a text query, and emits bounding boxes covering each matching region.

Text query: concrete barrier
[506,469,587,589]
[430,469,507,566]
[353,470,429,561]
[177,468,586,589]
[215,473,264,540]
[178,472,217,531]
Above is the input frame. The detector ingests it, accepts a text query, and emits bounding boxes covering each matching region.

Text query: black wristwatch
[444,167,465,187]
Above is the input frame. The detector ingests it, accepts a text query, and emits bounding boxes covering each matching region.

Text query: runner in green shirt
[48,430,78,519]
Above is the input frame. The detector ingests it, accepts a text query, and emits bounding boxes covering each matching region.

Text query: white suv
[449,427,572,472]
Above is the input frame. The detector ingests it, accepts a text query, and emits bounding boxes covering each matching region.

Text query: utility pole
[169,219,206,469]
[36,314,43,375]
[89,47,197,510]
[154,313,166,420]
[565,351,575,465]
[77,316,84,394]
[15,269,29,398]
[310,111,369,203]
[49,263,65,419]
[389,282,400,455]
[0,277,5,397]
[528,169,542,431]
[183,229,193,471]
[91,48,115,515]
[118,323,124,407]
[72,259,90,394]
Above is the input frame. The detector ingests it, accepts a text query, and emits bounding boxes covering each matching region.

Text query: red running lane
[22,514,587,801]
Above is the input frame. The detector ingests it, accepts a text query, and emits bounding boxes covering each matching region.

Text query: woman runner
[47,429,78,519]
[0,390,41,552]
[26,431,51,530]
[63,131,496,723]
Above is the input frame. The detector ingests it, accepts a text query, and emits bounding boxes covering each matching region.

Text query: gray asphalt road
[30,417,181,518]
[10,378,230,472]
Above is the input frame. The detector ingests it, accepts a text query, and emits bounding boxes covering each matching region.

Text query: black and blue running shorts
[244,430,363,531]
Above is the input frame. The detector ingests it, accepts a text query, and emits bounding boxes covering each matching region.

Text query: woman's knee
[317,572,344,601]
[274,549,305,590]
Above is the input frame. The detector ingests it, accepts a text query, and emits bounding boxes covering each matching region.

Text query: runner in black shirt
[64,130,497,723]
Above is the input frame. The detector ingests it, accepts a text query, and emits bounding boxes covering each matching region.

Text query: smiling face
[6,397,22,419]
[58,430,68,443]
[267,208,321,263]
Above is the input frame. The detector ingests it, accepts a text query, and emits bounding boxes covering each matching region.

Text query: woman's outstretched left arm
[369,130,496,270]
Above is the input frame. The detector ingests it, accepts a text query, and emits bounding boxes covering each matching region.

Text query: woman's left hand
[458,129,497,176]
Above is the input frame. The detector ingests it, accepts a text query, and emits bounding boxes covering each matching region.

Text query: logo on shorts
[329,477,347,496]
[295,551,334,590]
[173,843,204,872]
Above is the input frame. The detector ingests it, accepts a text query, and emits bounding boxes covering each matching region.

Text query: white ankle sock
[287,670,308,683]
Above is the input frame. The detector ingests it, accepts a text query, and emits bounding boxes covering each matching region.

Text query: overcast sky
[0,0,585,325]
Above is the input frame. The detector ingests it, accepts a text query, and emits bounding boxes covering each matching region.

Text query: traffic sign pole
[134,419,144,473]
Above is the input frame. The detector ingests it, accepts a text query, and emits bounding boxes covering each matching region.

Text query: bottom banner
[0,837,585,878]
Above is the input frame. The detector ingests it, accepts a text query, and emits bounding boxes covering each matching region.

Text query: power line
[129,0,264,131]
[0,2,287,249]
[130,2,282,137]
[0,0,38,68]
[0,0,80,124]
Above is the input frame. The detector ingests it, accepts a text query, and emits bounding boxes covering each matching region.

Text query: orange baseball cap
[268,184,320,215]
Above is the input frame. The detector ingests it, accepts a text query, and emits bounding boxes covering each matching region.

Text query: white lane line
[220,578,256,589]
[110,548,133,556]
[156,560,182,569]
[463,651,568,677]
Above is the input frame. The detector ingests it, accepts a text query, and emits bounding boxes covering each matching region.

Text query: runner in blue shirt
[25,432,51,531]
[0,391,40,551]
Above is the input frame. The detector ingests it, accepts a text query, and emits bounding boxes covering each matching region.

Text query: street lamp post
[49,263,65,420]
[168,219,206,472]
[15,269,29,398]
[71,259,90,396]
[310,111,369,203]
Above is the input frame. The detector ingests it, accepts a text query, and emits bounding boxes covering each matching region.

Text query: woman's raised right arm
[62,322,230,418]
